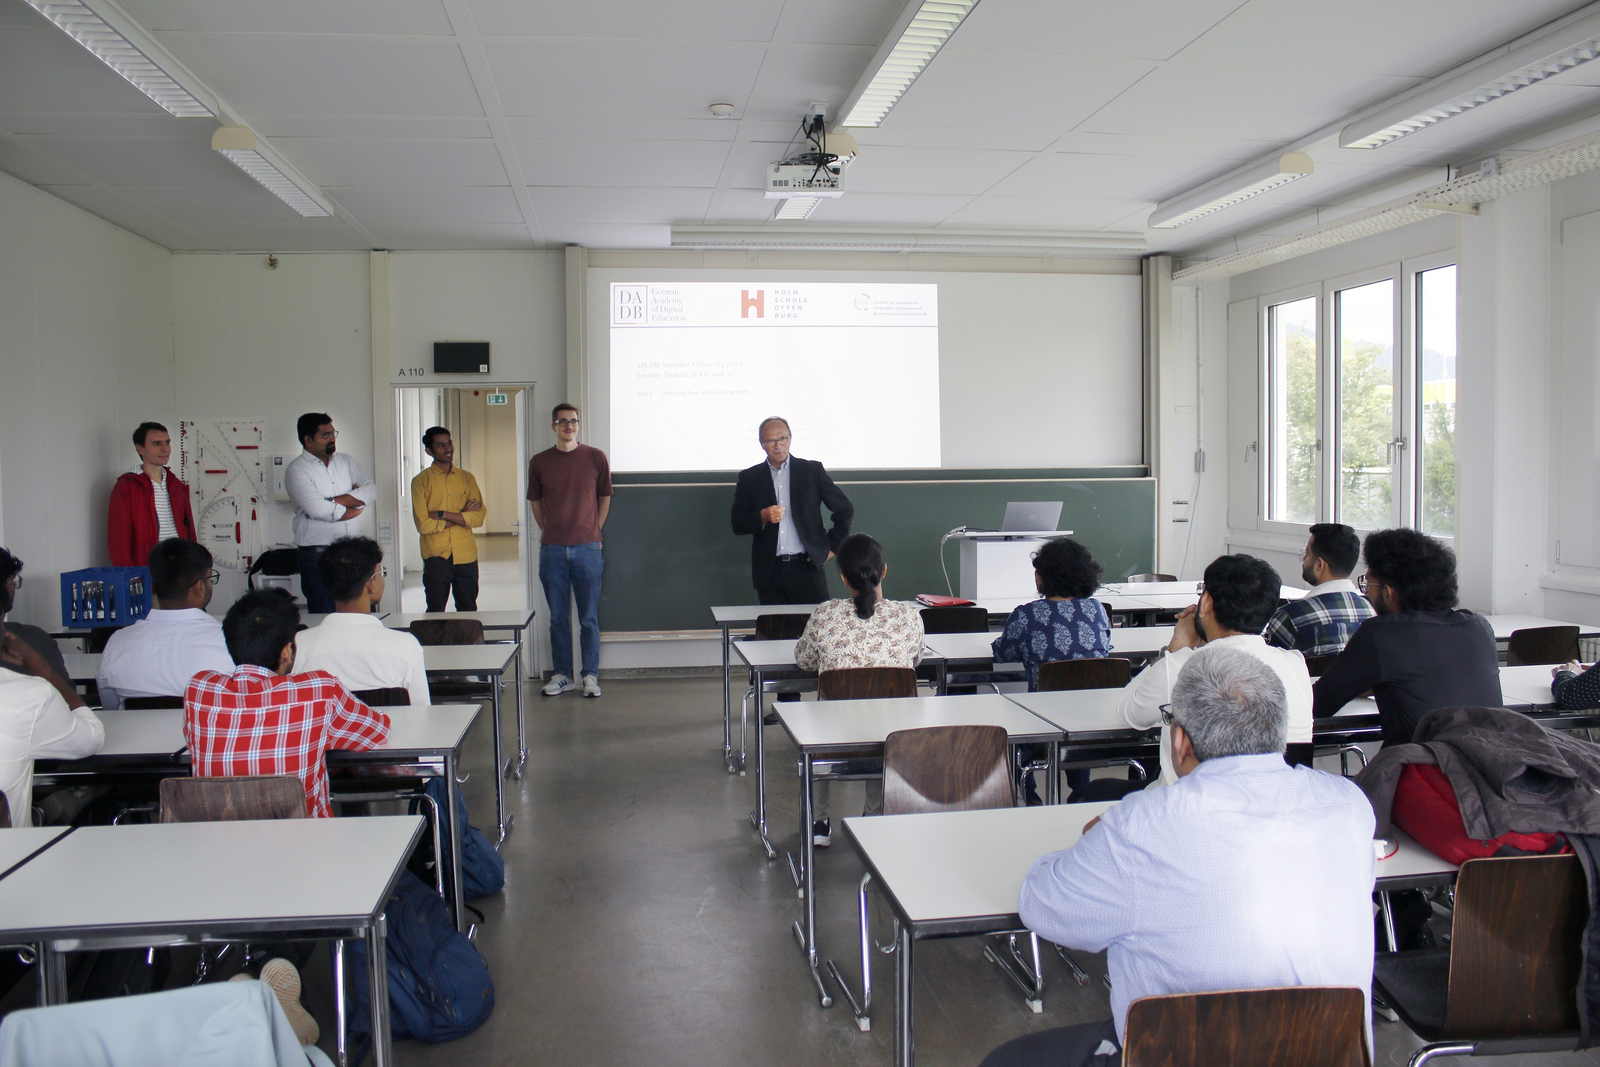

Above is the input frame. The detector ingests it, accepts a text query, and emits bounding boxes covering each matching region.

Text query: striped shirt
[183,665,390,817]
[1262,579,1374,657]
[151,470,178,542]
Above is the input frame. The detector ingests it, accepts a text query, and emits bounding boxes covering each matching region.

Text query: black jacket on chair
[731,457,854,589]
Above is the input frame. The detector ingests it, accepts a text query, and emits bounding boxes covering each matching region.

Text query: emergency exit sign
[486,392,507,406]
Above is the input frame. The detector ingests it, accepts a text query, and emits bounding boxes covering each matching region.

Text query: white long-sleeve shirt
[96,608,234,709]
[285,450,376,547]
[292,613,431,706]
[1116,633,1313,786]
[0,667,104,827]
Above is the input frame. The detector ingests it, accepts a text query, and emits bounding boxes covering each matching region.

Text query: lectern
[954,530,1073,600]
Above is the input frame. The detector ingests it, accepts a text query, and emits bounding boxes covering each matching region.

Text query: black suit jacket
[731,457,854,588]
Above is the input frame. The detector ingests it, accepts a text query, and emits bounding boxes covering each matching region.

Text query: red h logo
[741,290,764,318]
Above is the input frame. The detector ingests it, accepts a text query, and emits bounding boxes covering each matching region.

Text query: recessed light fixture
[1148,152,1314,229]
[1340,6,1600,149]
[839,0,980,128]
[773,198,821,221]
[23,0,213,117]
[671,225,1146,254]
[212,126,332,218]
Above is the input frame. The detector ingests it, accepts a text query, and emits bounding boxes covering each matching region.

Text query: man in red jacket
[107,422,197,567]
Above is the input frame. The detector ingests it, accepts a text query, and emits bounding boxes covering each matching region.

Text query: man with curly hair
[1312,528,1499,746]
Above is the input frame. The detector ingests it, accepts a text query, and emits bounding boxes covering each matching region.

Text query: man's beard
[1194,611,1208,642]
[326,442,337,455]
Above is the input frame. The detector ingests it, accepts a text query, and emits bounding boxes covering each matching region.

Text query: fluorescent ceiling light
[1148,152,1314,229]
[839,0,979,128]
[23,0,213,117]
[1341,6,1600,149]
[212,127,332,218]
[773,198,821,221]
[671,226,1145,255]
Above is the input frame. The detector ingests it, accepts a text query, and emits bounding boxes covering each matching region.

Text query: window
[1266,296,1318,524]
[1335,279,1396,530]
[1415,264,1456,537]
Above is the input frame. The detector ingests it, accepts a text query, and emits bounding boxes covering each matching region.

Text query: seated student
[1313,528,1500,745]
[0,629,104,827]
[1262,522,1374,657]
[1117,554,1312,788]
[293,537,430,706]
[980,647,1375,1067]
[991,537,1110,802]
[0,548,68,680]
[97,539,233,708]
[1552,658,1600,710]
[794,533,923,847]
[184,588,390,818]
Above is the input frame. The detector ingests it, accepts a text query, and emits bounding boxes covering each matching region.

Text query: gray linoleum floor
[380,675,1600,1067]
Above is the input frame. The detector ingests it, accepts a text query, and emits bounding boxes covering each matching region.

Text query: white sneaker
[582,674,602,698]
[542,674,575,696]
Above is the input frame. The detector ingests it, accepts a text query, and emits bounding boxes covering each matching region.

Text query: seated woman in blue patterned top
[992,537,1111,689]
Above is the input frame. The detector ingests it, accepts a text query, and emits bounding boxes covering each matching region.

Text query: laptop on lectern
[1000,501,1063,532]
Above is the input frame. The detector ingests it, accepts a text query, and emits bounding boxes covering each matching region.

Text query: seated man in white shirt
[1111,553,1313,794]
[0,630,104,826]
[97,539,233,708]
[293,537,430,705]
[980,647,1375,1067]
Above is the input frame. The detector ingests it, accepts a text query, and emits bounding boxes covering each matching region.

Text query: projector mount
[766,105,851,200]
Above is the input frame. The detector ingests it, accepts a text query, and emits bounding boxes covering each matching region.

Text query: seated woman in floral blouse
[992,537,1111,802]
[794,533,924,847]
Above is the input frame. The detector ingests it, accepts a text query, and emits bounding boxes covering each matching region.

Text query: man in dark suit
[731,417,854,604]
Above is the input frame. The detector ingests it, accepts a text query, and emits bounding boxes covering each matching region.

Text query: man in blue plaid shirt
[1262,524,1374,657]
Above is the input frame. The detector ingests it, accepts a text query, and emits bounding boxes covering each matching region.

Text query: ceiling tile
[951,0,1244,61]
[25,135,247,186]
[741,43,876,123]
[118,183,332,225]
[515,138,732,188]
[0,112,205,136]
[128,0,454,34]
[0,23,170,114]
[794,0,904,47]
[174,223,378,250]
[939,195,1150,229]
[113,223,220,250]
[524,186,713,225]
[362,223,535,249]
[255,116,494,139]
[470,0,785,42]
[330,186,526,225]
[538,222,671,248]
[990,153,1242,202]
[884,50,1158,132]
[853,124,1061,152]
[1050,130,1281,161]
[483,39,767,120]
[38,183,185,229]
[826,145,1033,196]
[803,191,969,225]
[284,137,510,187]
[505,116,744,142]
[0,138,91,185]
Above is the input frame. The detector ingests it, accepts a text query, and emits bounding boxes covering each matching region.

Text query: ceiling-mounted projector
[766,104,851,199]
[765,162,845,198]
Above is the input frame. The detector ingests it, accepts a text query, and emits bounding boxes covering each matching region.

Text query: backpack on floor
[1392,763,1569,864]
[415,778,505,900]
[347,870,495,1044]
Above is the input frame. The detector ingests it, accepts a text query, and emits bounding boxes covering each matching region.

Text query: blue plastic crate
[60,567,152,628]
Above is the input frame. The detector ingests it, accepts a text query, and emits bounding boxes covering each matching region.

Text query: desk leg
[446,752,466,933]
[513,643,527,778]
[1046,742,1061,805]
[894,923,915,1067]
[334,940,349,1067]
[747,668,776,859]
[722,624,735,774]
[491,672,510,844]
[37,944,62,1006]
[789,751,831,1008]
[367,916,393,1067]
[1378,891,1398,952]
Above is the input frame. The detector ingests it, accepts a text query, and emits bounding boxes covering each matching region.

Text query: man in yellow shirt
[411,426,487,611]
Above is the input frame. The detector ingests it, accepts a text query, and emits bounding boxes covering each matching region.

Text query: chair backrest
[409,619,485,646]
[816,666,918,701]
[123,695,184,710]
[1037,657,1132,691]
[1122,987,1370,1067]
[86,626,125,653]
[352,686,412,707]
[882,725,1012,815]
[1505,626,1581,667]
[1126,573,1177,583]
[918,606,989,634]
[1440,854,1586,1038]
[1304,654,1338,677]
[159,775,307,823]
[753,613,809,641]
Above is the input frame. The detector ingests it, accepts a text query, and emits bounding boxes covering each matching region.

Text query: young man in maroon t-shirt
[526,403,613,697]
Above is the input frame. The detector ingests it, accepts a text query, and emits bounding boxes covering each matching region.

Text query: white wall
[0,172,174,628]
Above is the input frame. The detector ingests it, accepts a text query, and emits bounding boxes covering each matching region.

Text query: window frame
[1258,282,1325,537]
[1327,263,1402,535]
[1404,250,1459,543]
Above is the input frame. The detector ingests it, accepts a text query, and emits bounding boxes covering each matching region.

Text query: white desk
[0,817,424,1067]
[1498,663,1560,708]
[423,642,522,843]
[1483,613,1600,641]
[925,627,1177,667]
[733,639,813,858]
[0,826,67,873]
[710,605,818,775]
[62,652,97,685]
[778,693,1063,1009]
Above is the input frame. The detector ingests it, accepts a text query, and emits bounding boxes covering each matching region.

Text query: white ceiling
[1,0,1598,254]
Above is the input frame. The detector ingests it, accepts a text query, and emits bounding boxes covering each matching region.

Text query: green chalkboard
[598,468,1155,633]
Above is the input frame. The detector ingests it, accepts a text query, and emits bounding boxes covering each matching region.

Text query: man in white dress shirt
[97,539,233,708]
[1112,554,1313,792]
[293,537,430,706]
[286,413,376,613]
[0,630,103,827]
[978,647,1374,1067]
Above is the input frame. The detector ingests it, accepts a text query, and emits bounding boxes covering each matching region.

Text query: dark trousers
[296,545,333,614]
[422,556,479,612]
[756,556,828,605]
[978,1019,1120,1067]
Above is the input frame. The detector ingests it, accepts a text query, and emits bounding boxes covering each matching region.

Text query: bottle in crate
[60,567,152,628]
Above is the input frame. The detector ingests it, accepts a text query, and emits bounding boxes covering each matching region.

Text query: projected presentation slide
[609,281,940,472]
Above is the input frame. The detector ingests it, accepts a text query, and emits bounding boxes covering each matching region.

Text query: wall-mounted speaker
[434,342,490,374]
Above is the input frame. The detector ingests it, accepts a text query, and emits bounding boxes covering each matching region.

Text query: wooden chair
[410,618,489,700]
[1122,987,1371,1067]
[1506,626,1580,667]
[1038,657,1132,691]
[754,613,809,641]
[918,606,989,634]
[1127,573,1177,583]
[816,667,917,701]
[122,695,184,709]
[159,775,306,823]
[351,686,412,707]
[828,725,1023,1030]
[1373,854,1586,1065]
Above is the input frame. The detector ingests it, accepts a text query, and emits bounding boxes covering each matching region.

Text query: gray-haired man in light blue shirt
[980,646,1376,1067]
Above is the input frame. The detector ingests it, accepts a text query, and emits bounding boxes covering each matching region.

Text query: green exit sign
[486,393,508,406]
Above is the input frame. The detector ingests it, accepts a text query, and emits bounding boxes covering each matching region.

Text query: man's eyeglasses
[1159,704,1176,726]
[373,566,388,580]
[3,575,20,590]
[207,571,220,585]
[1357,574,1372,594]
[761,435,791,447]
[554,418,580,429]
[315,430,338,441]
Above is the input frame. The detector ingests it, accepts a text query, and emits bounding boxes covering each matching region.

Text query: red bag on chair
[1391,763,1568,865]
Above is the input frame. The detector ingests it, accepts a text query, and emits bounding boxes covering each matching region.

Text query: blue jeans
[540,542,603,678]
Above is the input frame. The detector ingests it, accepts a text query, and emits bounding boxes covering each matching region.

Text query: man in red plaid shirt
[185,588,390,818]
